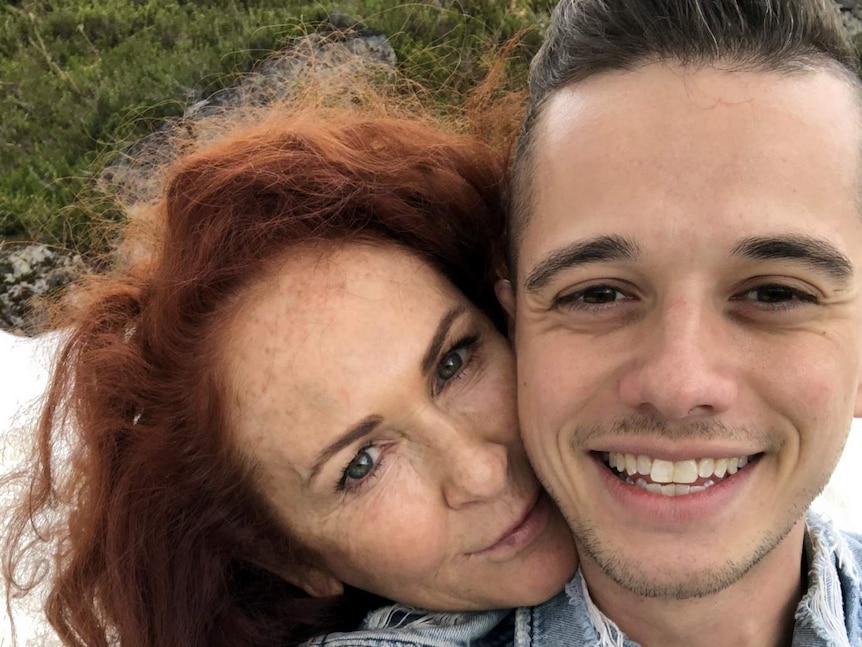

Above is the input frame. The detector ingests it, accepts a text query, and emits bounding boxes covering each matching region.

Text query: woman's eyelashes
[433,334,480,395]
[338,443,383,492]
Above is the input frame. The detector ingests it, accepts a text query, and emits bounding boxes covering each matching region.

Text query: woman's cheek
[329,466,451,583]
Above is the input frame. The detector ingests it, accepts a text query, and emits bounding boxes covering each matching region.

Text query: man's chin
[573,523,793,601]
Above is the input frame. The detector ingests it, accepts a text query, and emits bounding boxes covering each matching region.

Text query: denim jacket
[304,513,862,646]
[301,604,515,646]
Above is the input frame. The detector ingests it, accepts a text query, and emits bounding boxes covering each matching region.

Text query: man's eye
[580,286,624,304]
[437,347,468,381]
[556,285,630,308]
[339,445,381,489]
[735,285,817,304]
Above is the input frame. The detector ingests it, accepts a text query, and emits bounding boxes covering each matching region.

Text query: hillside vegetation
[1,0,551,251]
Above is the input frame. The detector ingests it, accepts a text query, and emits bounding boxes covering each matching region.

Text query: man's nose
[436,420,510,508]
[617,300,738,420]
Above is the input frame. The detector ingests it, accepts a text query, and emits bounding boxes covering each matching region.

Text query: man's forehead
[516,63,862,280]
[534,62,859,160]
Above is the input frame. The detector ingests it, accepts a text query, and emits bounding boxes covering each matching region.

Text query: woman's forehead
[251,242,449,306]
[219,243,465,468]
[231,243,457,349]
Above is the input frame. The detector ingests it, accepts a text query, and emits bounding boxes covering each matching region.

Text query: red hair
[4,103,510,646]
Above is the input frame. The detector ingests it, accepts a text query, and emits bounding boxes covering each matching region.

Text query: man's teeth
[605,452,751,496]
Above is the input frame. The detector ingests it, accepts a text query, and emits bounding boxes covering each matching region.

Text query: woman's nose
[438,428,510,509]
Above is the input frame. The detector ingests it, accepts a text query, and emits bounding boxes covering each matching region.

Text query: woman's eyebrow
[309,414,384,483]
[420,305,467,375]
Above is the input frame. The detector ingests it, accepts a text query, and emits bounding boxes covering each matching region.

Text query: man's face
[511,63,862,599]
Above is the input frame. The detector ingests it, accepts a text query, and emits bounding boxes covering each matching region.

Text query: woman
[3,100,577,647]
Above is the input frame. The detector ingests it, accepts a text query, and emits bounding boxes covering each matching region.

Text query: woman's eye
[437,347,468,382]
[734,284,817,305]
[432,335,479,395]
[340,445,381,489]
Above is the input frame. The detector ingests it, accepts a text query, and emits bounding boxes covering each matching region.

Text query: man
[496,0,862,645]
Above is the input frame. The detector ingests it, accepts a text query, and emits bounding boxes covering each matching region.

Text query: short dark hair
[509,0,859,273]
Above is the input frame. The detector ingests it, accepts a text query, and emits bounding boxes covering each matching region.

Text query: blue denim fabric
[792,514,862,647]
[301,605,515,646]
[522,512,862,647]
[303,513,862,646]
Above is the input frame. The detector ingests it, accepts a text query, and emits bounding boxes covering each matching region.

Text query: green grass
[0,0,551,251]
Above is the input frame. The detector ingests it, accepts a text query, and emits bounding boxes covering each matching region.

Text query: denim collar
[560,512,861,647]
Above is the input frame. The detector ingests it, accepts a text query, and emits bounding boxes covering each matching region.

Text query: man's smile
[601,451,760,497]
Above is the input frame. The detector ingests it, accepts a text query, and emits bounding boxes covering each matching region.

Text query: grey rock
[0,28,396,335]
[185,31,396,119]
[835,0,862,35]
[0,243,84,335]
[840,11,862,36]
[100,30,397,207]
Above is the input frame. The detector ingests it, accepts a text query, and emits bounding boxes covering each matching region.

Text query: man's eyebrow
[421,305,467,375]
[731,235,853,281]
[524,235,641,293]
[309,414,383,483]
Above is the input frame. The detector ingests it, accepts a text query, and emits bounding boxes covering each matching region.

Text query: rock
[0,27,396,336]
[100,29,397,207]
[185,30,396,119]
[835,0,862,36]
[839,10,862,37]
[0,243,84,335]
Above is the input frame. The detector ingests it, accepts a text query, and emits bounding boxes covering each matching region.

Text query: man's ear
[286,564,344,598]
[495,278,515,319]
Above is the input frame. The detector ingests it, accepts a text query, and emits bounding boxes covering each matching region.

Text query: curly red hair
[3,102,511,647]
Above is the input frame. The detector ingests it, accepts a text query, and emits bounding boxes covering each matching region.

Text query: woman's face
[221,243,576,610]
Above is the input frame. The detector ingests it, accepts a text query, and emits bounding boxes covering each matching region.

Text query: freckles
[373,519,446,573]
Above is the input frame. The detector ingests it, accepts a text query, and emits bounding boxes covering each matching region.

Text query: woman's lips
[471,492,550,560]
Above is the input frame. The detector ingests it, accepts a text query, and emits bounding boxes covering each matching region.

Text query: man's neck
[578,522,806,647]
